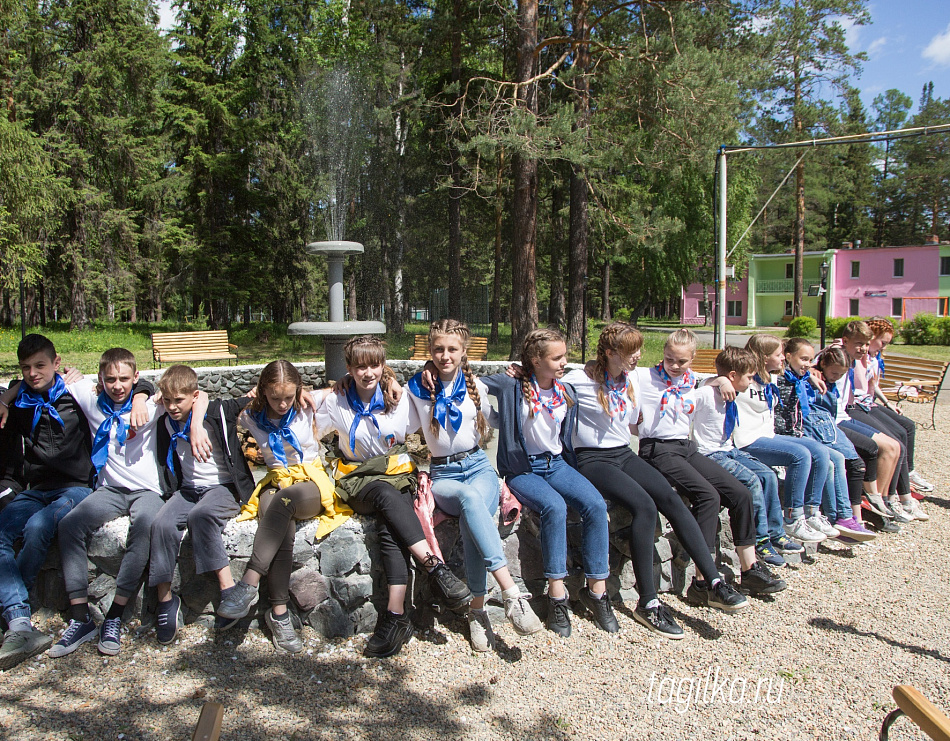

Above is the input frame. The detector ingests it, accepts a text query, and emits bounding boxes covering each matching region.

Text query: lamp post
[818,260,829,348]
[17,266,26,340]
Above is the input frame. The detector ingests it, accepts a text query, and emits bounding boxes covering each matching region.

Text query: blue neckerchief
[345,382,385,454]
[407,371,467,433]
[91,392,134,475]
[783,368,812,418]
[754,374,781,411]
[166,412,193,472]
[14,375,67,434]
[877,352,885,379]
[723,399,739,440]
[253,407,304,468]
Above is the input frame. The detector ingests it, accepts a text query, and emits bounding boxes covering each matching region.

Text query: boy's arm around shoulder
[480,372,516,396]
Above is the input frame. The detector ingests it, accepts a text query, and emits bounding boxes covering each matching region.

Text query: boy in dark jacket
[148,365,255,644]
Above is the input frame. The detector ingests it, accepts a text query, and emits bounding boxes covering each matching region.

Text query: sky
[154,0,950,117]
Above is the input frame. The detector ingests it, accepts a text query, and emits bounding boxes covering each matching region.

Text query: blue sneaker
[755,540,787,568]
[156,595,182,645]
[48,619,98,658]
[771,534,804,554]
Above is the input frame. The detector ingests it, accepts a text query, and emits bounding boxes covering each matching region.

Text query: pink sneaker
[833,517,876,542]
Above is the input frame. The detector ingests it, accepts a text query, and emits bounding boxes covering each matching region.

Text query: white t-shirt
[316,390,410,462]
[564,368,637,450]
[634,366,697,440]
[733,376,776,448]
[690,385,734,455]
[239,406,322,470]
[67,378,162,493]
[833,371,853,424]
[406,375,497,458]
[521,387,567,456]
[166,415,232,487]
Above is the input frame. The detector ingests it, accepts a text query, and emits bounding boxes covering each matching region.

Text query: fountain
[288,67,385,381]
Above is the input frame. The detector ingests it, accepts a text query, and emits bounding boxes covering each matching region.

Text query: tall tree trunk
[490,150,504,344]
[548,182,566,327]
[447,0,464,318]
[38,283,45,326]
[509,0,539,359]
[600,256,610,321]
[347,270,357,321]
[567,5,590,349]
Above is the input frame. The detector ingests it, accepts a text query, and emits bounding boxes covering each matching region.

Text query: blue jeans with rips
[708,449,783,543]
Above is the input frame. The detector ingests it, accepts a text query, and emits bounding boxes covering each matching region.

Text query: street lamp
[17,266,26,340]
[818,260,829,348]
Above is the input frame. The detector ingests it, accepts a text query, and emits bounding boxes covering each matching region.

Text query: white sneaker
[467,608,495,652]
[504,592,543,635]
[784,516,826,543]
[902,499,929,521]
[806,513,840,538]
[863,493,891,518]
[909,470,934,492]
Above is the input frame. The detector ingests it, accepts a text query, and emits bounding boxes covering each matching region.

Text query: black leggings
[845,457,866,506]
[576,446,721,597]
[839,424,878,482]
[346,479,426,586]
[248,481,324,605]
[638,438,756,551]
[848,406,910,496]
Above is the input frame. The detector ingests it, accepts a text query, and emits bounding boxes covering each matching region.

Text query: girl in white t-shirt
[407,320,541,651]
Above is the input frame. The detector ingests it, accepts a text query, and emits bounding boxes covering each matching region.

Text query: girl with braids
[482,328,616,638]
[316,336,472,658]
[407,320,542,652]
[219,360,347,653]
[567,323,748,637]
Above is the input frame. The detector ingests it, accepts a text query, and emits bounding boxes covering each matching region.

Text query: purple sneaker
[833,517,876,542]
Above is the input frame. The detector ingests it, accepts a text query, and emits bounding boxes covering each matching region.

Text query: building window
[941,256,950,276]
[850,298,860,315]
[891,298,902,317]
[785,263,793,279]
[727,301,742,317]
[784,300,793,316]
[894,258,904,278]
[850,261,860,278]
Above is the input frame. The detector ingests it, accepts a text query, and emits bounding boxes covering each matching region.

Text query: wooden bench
[409,334,488,362]
[691,348,721,375]
[192,701,224,741]
[881,685,950,741]
[151,330,238,369]
[879,351,949,430]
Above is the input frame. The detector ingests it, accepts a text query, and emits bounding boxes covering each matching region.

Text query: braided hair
[865,316,895,340]
[343,335,398,413]
[520,327,573,417]
[427,319,491,443]
[590,321,641,415]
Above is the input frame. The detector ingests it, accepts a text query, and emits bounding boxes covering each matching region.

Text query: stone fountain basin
[288,321,387,336]
[305,240,365,255]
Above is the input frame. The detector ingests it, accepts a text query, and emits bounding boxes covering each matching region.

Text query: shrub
[899,313,948,345]
[786,316,817,338]
[825,316,859,339]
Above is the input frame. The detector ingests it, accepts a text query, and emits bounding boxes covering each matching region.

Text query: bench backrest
[152,331,234,359]
[691,348,721,375]
[880,352,949,389]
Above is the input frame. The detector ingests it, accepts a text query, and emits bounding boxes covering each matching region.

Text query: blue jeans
[507,454,610,581]
[0,486,92,623]
[430,450,505,598]
[708,450,783,543]
[741,435,829,518]
[822,448,852,521]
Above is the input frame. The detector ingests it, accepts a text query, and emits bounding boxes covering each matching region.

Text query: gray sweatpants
[58,486,164,601]
[148,485,241,587]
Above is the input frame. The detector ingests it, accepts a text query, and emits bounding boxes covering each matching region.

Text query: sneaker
[884,499,913,524]
[0,629,53,670]
[755,540,787,568]
[633,602,685,640]
[48,619,97,658]
[363,611,413,659]
[578,587,619,634]
[217,581,259,620]
[875,518,902,534]
[156,596,182,645]
[784,516,826,543]
[910,485,926,501]
[831,516,876,542]
[423,556,473,610]
[687,578,748,613]
[909,470,934,492]
[863,493,891,518]
[214,615,240,632]
[546,596,572,637]
[503,592,543,636]
[264,610,303,654]
[98,617,122,656]
[740,562,787,596]
[902,499,929,521]
[806,513,840,538]
[467,608,495,652]
[771,535,804,554]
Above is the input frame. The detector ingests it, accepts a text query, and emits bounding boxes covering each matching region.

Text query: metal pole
[18,267,26,340]
[716,148,727,349]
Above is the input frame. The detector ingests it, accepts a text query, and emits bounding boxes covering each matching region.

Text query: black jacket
[156,397,256,504]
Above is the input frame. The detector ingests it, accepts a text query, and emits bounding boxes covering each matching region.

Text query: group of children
[0,315,932,667]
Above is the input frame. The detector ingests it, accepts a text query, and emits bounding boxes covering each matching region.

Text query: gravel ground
[3,403,950,740]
